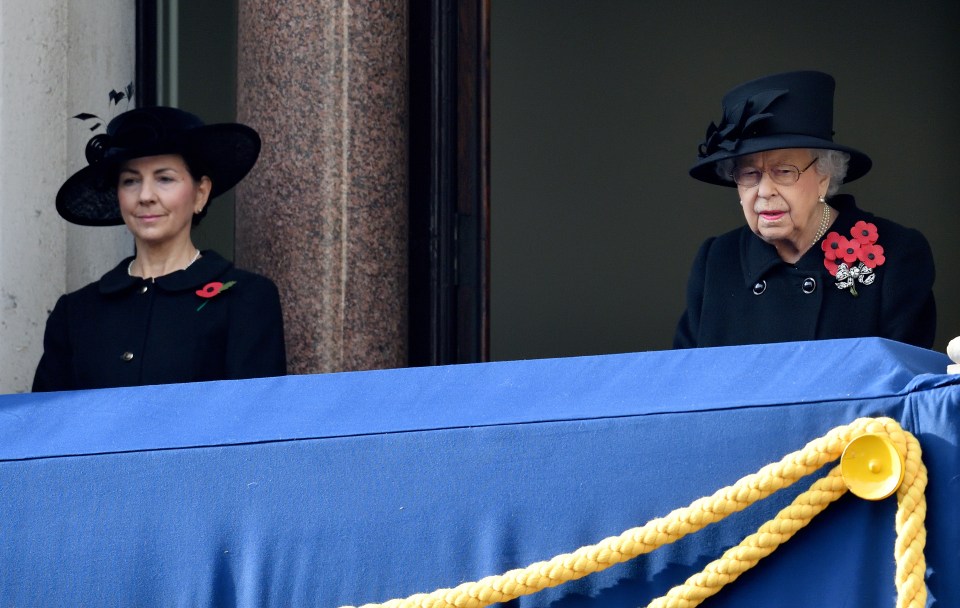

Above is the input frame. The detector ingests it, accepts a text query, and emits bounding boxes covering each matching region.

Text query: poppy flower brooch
[821,221,885,297]
[196,281,236,311]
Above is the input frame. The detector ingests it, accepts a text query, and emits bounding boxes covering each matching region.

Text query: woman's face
[117,154,211,249]
[735,148,830,258]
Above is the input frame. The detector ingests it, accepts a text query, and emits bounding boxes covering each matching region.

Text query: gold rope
[645,465,848,608]
[342,417,926,608]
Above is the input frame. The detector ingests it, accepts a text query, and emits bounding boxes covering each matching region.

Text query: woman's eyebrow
[121,166,180,175]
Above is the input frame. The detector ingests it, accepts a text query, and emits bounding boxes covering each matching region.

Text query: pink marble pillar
[235,1,408,374]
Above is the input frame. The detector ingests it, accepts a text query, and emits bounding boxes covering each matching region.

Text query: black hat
[56,106,261,226]
[689,71,872,187]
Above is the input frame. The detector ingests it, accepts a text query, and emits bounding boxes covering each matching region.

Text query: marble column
[235,1,408,375]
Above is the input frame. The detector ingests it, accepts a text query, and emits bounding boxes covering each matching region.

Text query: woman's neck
[129,240,202,279]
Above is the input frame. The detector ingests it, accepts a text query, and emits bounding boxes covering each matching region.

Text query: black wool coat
[674,195,936,349]
[33,250,287,392]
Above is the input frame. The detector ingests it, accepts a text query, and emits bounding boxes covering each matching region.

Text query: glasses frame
[731,157,818,187]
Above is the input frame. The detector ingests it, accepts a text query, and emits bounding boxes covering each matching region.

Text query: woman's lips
[759,211,786,222]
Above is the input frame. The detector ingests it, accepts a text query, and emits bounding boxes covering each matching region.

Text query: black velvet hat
[689,71,872,187]
[56,106,261,226]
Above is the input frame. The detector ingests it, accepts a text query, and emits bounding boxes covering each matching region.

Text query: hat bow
[698,89,787,159]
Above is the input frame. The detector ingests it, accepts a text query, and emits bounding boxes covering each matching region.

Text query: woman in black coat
[33,107,286,391]
[674,71,936,349]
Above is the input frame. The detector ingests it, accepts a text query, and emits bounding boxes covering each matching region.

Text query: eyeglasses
[731,157,818,187]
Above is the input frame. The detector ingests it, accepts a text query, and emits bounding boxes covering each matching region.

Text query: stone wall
[0,1,133,392]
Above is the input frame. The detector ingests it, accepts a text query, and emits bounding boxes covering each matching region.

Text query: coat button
[140,285,149,294]
[121,351,134,362]
[802,277,817,294]
[752,280,766,295]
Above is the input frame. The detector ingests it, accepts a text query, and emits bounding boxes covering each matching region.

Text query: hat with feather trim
[56,106,260,226]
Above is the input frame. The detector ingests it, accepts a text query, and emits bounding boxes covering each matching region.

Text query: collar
[99,250,233,294]
[739,194,860,287]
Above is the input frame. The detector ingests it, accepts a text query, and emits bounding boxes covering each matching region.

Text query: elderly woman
[33,106,286,391]
[674,71,936,349]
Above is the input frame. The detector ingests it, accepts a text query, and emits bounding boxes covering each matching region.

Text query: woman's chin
[756,227,795,247]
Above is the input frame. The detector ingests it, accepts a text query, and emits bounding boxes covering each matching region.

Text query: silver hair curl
[715,149,850,196]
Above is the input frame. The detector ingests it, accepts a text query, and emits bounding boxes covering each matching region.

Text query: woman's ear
[818,173,831,199]
[194,176,212,214]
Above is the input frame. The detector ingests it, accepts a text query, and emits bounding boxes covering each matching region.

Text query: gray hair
[715,149,850,196]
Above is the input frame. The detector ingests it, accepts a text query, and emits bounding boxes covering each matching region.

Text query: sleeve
[879,226,936,349]
[224,275,288,379]
[32,295,76,392]
[672,238,714,349]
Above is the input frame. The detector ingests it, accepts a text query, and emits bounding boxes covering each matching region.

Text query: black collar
[99,250,233,294]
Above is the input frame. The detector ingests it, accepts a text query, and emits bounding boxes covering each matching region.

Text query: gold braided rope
[342,417,927,608]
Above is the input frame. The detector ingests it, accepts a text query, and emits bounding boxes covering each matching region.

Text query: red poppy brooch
[821,221,885,297]
[196,281,236,311]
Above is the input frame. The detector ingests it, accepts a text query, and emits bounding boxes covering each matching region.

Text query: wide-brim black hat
[689,71,872,187]
[56,106,261,226]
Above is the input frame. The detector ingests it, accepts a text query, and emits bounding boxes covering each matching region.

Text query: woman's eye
[771,167,795,177]
[119,177,139,187]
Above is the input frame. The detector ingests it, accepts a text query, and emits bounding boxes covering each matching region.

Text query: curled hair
[815,150,849,196]
[714,157,736,184]
[715,148,851,197]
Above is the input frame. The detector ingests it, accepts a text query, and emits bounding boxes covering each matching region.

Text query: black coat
[674,195,936,349]
[33,250,287,392]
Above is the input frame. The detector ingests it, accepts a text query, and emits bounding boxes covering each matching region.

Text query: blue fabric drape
[1,338,957,607]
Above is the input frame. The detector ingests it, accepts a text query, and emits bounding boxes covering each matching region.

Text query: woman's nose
[138,180,157,203]
[756,170,778,198]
